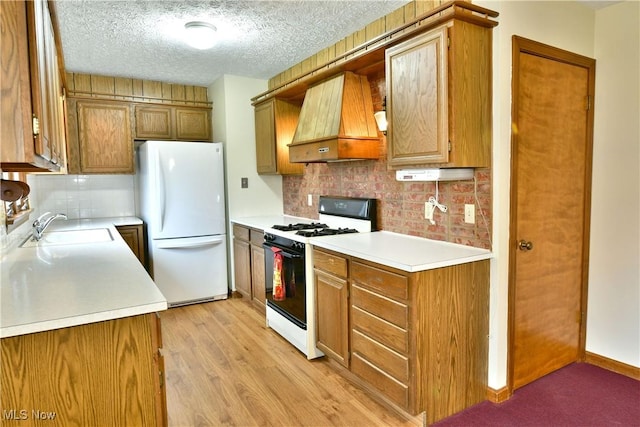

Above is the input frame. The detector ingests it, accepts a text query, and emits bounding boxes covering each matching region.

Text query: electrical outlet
[241,177,248,189]
[425,201,434,220]
[307,194,313,206]
[464,204,475,224]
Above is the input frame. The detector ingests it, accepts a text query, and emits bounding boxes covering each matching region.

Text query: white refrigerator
[137,141,228,306]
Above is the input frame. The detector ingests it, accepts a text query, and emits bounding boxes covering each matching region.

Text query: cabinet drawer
[352,329,409,383]
[351,306,408,354]
[249,229,264,246]
[351,353,408,410]
[351,284,408,329]
[232,224,249,241]
[313,249,347,278]
[351,261,408,301]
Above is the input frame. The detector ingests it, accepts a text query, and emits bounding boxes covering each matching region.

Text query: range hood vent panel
[289,72,380,163]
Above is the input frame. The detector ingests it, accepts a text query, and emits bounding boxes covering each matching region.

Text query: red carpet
[433,363,640,426]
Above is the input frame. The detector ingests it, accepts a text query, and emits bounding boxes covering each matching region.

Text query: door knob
[518,240,533,251]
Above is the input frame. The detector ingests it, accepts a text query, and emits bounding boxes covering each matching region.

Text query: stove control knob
[293,242,305,251]
[264,233,275,242]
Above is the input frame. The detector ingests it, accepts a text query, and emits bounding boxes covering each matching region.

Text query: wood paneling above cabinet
[66,72,210,107]
[257,1,497,102]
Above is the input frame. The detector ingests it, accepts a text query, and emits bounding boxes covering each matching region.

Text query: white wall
[587,1,640,367]
[477,0,639,389]
[208,75,285,290]
[209,75,284,219]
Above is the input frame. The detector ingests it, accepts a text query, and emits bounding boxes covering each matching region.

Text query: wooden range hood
[288,71,380,163]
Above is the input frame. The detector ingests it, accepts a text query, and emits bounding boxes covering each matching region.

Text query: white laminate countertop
[310,231,492,272]
[231,215,491,273]
[1,217,167,338]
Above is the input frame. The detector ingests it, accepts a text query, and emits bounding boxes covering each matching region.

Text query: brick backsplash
[283,162,492,249]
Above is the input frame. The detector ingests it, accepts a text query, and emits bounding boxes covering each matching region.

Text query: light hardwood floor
[161,298,419,427]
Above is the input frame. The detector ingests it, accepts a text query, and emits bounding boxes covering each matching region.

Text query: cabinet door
[254,100,277,174]
[175,107,211,141]
[76,100,133,173]
[250,244,266,312]
[233,238,251,299]
[116,225,146,269]
[386,26,449,166]
[254,99,303,175]
[0,0,64,172]
[26,0,52,163]
[315,269,349,367]
[135,105,172,139]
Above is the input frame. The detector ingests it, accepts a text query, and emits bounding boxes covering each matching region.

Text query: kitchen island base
[1,313,166,426]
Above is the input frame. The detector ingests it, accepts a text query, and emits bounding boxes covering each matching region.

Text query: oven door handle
[263,242,304,258]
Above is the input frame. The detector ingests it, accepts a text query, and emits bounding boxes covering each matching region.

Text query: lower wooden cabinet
[116,224,146,270]
[313,247,490,424]
[0,313,167,426]
[314,249,349,367]
[232,224,266,312]
[250,243,266,311]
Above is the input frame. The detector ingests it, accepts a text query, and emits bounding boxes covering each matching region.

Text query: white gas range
[262,196,377,359]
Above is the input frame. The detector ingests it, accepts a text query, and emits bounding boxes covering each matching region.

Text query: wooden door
[509,37,595,390]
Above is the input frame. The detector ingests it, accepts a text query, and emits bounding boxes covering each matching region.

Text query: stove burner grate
[295,227,359,237]
[271,222,328,232]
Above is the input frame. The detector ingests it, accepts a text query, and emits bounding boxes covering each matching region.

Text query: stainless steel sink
[20,228,113,248]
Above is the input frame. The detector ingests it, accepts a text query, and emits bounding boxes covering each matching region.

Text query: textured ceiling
[54,0,411,87]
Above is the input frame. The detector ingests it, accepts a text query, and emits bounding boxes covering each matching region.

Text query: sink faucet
[32,212,67,241]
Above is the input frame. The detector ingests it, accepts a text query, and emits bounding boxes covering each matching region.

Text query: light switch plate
[464,204,475,224]
[307,194,313,206]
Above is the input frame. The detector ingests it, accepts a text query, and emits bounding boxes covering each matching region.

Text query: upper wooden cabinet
[66,98,134,174]
[134,106,173,140]
[254,98,303,175]
[1,0,66,172]
[175,107,211,141]
[135,105,211,141]
[386,20,493,168]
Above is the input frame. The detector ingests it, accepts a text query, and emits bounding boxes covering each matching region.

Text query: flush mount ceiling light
[184,21,217,50]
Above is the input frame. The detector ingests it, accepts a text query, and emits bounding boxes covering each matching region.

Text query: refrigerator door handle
[157,152,166,232]
[156,236,225,250]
